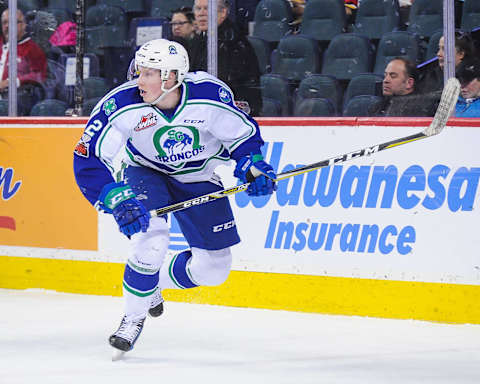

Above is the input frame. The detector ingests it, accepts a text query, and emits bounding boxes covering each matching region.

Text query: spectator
[288,0,306,32]
[399,0,413,30]
[189,0,262,116]
[370,57,439,116]
[344,0,358,26]
[455,58,480,117]
[49,20,77,54]
[0,9,47,94]
[170,7,196,49]
[418,30,475,94]
[233,0,260,36]
[437,33,475,72]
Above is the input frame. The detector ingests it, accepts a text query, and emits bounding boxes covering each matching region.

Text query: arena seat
[407,0,444,39]
[295,74,342,115]
[294,97,336,116]
[260,74,292,116]
[343,73,383,109]
[343,95,383,116]
[373,31,420,75]
[461,0,480,32]
[321,33,374,81]
[299,0,346,43]
[351,0,400,41]
[252,0,293,45]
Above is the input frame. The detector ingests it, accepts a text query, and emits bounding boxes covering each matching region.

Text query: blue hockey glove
[98,182,150,237]
[234,153,277,196]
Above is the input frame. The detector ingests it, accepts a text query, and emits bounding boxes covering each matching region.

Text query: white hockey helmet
[135,39,189,103]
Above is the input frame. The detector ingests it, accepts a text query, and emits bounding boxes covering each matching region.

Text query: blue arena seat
[97,0,148,16]
[252,0,293,45]
[321,33,375,81]
[294,97,336,116]
[30,99,69,116]
[407,0,444,39]
[149,0,194,19]
[295,74,342,115]
[424,29,443,61]
[461,0,480,32]
[299,0,346,43]
[260,74,292,116]
[271,34,321,84]
[343,95,383,116]
[352,0,400,41]
[373,31,420,75]
[343,73,383,109]
[247,36,272,75]
[85,4,129,57]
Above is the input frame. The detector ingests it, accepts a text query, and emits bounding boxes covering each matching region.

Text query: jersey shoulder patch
[185,71,235,107]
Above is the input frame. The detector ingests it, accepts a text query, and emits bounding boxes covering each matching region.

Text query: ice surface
[1,289,479,384]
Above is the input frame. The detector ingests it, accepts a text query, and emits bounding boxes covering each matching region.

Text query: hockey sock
[123,260,159,319]
[160,250,199,289]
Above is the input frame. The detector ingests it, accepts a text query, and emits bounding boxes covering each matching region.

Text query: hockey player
[73,39,276,355]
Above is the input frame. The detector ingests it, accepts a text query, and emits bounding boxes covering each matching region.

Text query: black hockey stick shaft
[149,77,460,218]
[150,130,426,217]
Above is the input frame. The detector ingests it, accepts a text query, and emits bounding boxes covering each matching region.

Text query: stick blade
[423,77,461,136]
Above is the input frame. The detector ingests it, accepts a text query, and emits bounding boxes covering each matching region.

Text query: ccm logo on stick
[183,196,211,208]
[213,220,236,232]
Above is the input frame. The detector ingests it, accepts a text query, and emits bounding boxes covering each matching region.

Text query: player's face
[137,66,176,103]
[460,77,480,100]
[383,60,413,96]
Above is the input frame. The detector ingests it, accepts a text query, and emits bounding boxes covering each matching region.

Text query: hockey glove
[234,153,277,196]
[98,182,150,237]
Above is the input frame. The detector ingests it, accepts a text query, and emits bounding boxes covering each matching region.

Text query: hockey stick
[150,78,460,218]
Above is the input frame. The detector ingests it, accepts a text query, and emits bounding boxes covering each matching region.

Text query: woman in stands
[418,30,476,94]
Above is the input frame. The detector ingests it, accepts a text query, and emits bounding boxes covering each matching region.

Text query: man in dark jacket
[189,0,262,116]
[370,57,439,117]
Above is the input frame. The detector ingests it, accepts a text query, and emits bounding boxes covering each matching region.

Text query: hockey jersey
[73,71,265,206]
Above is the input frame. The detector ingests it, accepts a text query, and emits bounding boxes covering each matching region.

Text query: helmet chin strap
[150,70,182,106]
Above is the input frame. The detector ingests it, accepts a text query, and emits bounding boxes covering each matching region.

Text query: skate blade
[111,348,126,361]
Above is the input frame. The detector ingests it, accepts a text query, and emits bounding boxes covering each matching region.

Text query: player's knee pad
[129,216,169,271]
[189,247,232,286]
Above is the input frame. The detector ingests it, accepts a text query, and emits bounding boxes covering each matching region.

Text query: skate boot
[109,316,145,352]
[148,288,164,317]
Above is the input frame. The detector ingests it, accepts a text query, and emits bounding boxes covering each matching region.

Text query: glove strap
[100,182,136,210]
[251,153,263,162]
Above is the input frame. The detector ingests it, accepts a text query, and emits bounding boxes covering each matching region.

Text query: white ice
[1,288,479,384]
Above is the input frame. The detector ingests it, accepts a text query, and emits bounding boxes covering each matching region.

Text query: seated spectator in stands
[170,7,196,50]
[189,0,262,116]
[371,57,439,116]
[455,58,480,117]
[0,9,47,94]
[344,0,358,26]
[233,0,260,35]
[399,0,413,30]
[288,0,306,32]
[418,30,476,94]
[49,19,76,54]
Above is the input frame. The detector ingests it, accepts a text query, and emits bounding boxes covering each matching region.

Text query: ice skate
[109,316,145,360]
[148,288,164,317]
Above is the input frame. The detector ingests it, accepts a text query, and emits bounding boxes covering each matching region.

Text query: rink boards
[1,117,480,324]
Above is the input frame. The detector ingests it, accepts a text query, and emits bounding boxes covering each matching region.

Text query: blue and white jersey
[73,71,264,206]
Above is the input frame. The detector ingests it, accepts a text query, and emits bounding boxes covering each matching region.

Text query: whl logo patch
[74,134,92,158]
[135,113,157,131]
